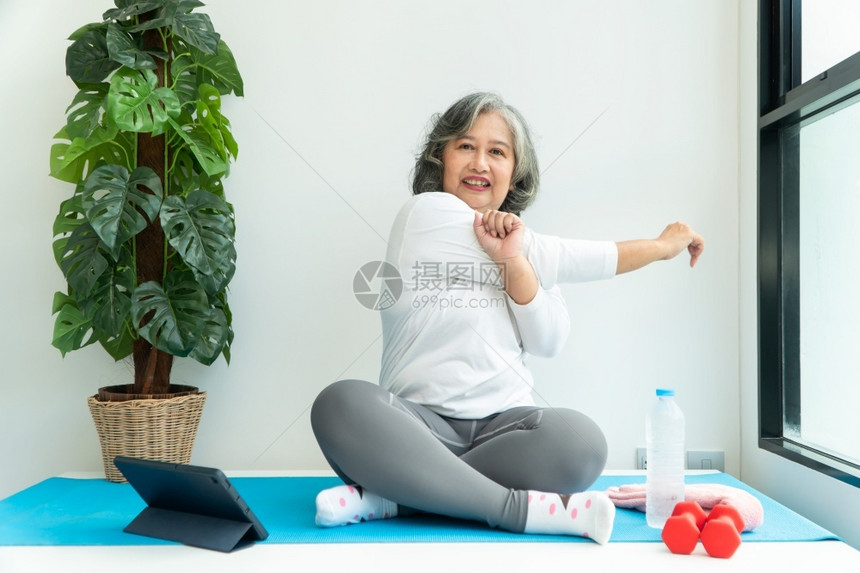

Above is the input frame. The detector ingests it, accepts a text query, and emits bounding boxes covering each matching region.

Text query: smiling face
[441,111,516,212]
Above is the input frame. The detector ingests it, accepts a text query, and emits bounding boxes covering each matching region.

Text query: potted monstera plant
[49,0,243,481]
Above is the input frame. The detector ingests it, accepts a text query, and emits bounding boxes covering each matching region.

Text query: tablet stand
[125,506,257,552]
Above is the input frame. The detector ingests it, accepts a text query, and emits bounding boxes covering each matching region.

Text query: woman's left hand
[473,209,525,263]
[616,221,705,274]
[656,222,705,267]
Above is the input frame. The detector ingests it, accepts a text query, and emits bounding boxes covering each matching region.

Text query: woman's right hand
[473,210,539,304]
[473,209,524,264]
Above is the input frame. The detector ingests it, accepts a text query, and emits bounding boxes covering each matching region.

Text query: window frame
[758,0,860,488]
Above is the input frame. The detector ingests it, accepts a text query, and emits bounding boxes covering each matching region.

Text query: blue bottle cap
[656,388,675,396]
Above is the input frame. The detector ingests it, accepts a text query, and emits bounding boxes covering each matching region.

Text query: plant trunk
[133,18,172,396]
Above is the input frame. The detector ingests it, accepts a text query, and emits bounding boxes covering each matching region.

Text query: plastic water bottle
[645,388,685,528]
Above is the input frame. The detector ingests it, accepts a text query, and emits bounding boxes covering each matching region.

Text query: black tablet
[114,456,269,552]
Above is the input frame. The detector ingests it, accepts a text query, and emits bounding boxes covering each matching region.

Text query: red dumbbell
[661,501,707,554]
[700,504,744,558]
[673,501,708,530]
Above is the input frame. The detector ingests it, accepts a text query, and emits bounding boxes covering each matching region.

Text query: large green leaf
[171,56,199,106]
[173,12,219,55]
[107,68,181,134]
[195,88,224,160]
[166,116,228,175]
[195,114,224,161]
[55,264,135,361]
[167,146,226,204]
[194,249,235,296]
[98,325,136,361]
[176,0,205,14]
[103,0,165,22]
[219,298,233,364]
[79,246,135,335]
[66,26,121,84]
[52,293,98,356]
[106,23,156,70]
[65,83,109,140]
[131,270,210,356]
[92,275,134,336]
[189,306,228,365]
[123,0,203,32]
[198,171,225,198]
[52,194,135,352]
[50,125,134,184]
[52,193,90,292]
[172,39,243,103]
[160,189,234,276]
[167,147,198,195]
[68,22,107,41]
[197,83,237,159]
[58,222,111,297]
[52,193,87,266]
[81,164,163,256]
[203,40,243,96]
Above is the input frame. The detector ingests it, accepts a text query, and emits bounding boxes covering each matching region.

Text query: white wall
[0,0,739,504]
[737,0,860,549]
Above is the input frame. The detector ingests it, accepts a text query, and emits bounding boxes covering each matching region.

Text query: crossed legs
[310,379,613,541]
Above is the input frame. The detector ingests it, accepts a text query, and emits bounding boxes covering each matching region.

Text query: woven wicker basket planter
[88,385,207,483]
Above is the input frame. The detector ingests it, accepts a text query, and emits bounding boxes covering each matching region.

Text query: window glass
[796,96,860,466]
[802,1,860,82]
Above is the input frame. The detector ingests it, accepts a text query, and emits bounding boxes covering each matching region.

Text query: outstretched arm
[615,222,704,274]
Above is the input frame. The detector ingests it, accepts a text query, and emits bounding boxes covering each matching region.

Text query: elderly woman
[310,93,704,544]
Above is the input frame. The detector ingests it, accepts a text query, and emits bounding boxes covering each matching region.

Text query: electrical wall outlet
[687,450,725,471]
[636,447,647,470]
[635,448,725,471]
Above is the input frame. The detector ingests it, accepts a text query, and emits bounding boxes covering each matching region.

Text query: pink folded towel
[605,483,764,531]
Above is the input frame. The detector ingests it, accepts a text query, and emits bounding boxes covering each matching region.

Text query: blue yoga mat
[0,472,838,546]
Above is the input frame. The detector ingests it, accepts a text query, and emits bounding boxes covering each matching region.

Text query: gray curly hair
[411,92,540,215]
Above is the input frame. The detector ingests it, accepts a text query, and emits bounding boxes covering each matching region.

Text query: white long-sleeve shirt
[379,192,617,418]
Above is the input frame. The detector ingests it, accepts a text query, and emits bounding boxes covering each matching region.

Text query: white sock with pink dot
[523,490,615,544]
[315,485,399,527]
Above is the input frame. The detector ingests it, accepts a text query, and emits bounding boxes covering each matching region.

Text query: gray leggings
[310,379,607,532]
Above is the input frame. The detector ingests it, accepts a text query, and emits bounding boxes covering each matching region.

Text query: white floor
[2,541,859,573]
[2,471,859,572]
